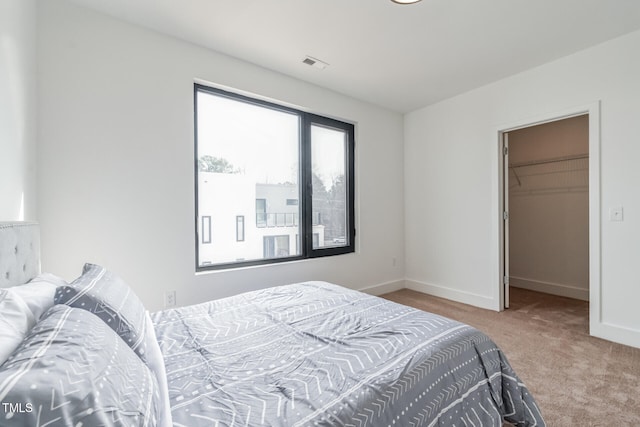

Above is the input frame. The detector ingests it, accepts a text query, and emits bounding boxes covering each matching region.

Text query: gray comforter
[152,282,544,426]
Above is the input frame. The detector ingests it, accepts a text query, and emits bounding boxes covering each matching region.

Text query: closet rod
[510,154,589,169]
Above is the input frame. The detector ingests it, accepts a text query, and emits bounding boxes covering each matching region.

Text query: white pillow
[0,273,67,366]
[0,288,35,366]
[10,273,65,321]
[143,311,173,427]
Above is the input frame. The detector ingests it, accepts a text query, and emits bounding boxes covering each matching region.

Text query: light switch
[609,206,624,222]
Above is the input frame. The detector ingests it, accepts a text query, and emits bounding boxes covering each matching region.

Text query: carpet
[382,287,640,426]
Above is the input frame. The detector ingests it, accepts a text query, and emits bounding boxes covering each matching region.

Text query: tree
[327,175,346,239]
[311,173,329,227]
[198,155,239,173]
[311,173,347,242]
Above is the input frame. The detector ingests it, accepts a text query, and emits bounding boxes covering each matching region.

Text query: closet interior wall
[508,115,590,301]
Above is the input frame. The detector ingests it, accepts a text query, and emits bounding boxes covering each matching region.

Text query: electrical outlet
[609,206,624,222]
[164,290,176,308]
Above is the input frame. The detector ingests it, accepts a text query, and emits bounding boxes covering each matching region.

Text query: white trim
[591,322,640,350]
[509,276,589,301]
[358,279,405,296]
[586,103,603,343]
[503,133,510,310]
[494,101,602,338]
[405,279,495,310]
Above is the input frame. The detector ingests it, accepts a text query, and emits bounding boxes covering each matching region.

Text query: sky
[197,91,345,189]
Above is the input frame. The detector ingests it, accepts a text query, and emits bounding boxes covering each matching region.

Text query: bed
[0,222,545,426]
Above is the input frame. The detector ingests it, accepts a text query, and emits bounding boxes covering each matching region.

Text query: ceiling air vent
[302,56,329,70]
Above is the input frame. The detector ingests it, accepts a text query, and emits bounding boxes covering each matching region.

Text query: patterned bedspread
[152,282,544,426]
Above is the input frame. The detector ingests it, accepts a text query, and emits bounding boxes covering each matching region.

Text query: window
[195,84,355,270]
[201,216,211,244]
[263,235,290,258]
[256,199,266,227]
[236,215,245,242]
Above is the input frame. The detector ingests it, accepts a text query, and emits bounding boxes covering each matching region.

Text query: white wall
[405,30,640,347]
[0,0,37,221]
[37,0,405,311]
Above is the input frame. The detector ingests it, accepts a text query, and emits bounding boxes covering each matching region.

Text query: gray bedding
[0,304,160,427]
[152,282,544,427]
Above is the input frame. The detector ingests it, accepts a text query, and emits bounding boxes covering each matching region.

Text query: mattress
[152,281,544,426]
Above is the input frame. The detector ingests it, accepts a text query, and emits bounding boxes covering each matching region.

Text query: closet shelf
[509,154,589,169]
[509,154,589,188]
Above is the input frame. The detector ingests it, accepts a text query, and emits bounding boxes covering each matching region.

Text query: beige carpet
[382,287,640,426]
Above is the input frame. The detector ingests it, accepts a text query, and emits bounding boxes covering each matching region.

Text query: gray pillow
[0,304,159,426]
[54,263,149,362]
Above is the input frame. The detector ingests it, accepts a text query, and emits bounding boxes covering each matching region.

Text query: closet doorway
[499,108,599,313]
[506,114,589,306]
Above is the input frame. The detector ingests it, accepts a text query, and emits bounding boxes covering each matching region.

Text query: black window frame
[194,83,355,271]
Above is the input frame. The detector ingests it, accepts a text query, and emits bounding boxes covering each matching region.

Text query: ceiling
[67,0,640,113]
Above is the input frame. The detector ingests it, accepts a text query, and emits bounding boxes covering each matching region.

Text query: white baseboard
[359,279,406,296]
[404,279,496,311]
[510,276,589,301]
[361,277,638,349]
[591,320,640,349]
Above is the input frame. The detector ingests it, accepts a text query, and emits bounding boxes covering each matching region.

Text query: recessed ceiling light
[391,0,422,4]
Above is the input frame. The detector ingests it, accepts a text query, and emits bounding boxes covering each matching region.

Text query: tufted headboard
[0,222,41,288]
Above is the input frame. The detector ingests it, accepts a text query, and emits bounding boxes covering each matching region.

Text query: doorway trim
[496,101,600,336]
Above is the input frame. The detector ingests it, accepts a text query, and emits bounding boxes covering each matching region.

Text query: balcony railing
[256,212,321,228]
